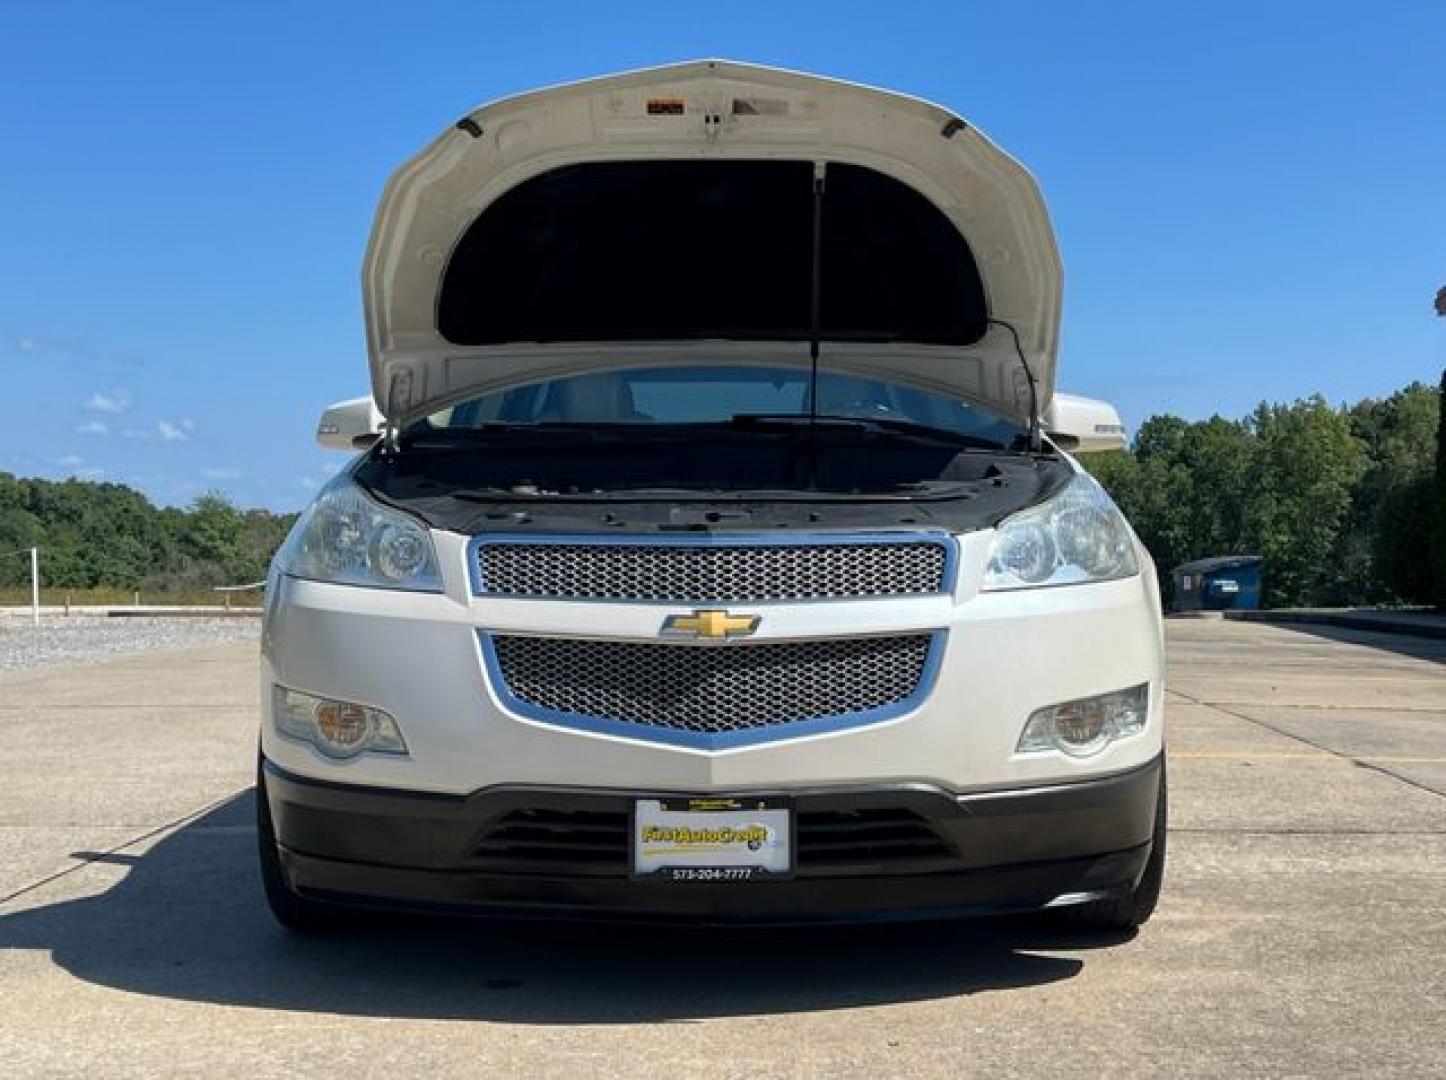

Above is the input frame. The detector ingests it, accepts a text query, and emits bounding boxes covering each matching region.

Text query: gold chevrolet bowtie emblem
[661,609,761,640]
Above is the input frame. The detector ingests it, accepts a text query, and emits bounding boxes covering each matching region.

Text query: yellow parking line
[1169,751,1446,763]
[1169,751,1333,760]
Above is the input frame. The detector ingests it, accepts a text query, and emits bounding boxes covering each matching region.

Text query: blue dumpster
[1171,556,1263,612]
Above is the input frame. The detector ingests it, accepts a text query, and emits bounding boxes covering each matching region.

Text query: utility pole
[1435,287,1445,607]
[30,547,39,627]
[1436,365,1446,607]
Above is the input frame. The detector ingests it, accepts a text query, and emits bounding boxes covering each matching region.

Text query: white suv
[257,61,1166,932]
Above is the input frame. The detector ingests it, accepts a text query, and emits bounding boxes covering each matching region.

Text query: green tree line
[0,474,297,593]
[1087,375,1444,609]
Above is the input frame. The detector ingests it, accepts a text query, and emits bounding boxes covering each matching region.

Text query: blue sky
[2,1,1443,511]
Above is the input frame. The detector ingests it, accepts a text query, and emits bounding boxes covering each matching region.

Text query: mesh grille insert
[491,634,933,734]
[477,540,949,601]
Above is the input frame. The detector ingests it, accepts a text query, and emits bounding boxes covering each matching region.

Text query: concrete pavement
[2,621,1444,1077]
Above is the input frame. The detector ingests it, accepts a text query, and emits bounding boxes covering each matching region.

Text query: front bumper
[262,753,1162,924]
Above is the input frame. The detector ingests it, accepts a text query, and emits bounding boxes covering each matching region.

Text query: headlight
[273,686,408,759]
[1018,684,1149,758]
[278,476,441,591]
[983,473,1138,591]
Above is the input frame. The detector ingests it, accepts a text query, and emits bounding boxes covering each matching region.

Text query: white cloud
[16,333,82,359]
[83,389,132,414]
[298,477,319,490]
[156,420,190,442]
[75,419,110,436]
[200,467,242,480]
[52,457,104,480]
[123,419,192,443]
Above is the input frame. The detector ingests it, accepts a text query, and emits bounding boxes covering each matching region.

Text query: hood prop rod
[806,161,827,488]
[987,317,1043,453]
[380,368,413,457]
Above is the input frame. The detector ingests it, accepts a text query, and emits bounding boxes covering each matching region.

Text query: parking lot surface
[2,619,1443,1078]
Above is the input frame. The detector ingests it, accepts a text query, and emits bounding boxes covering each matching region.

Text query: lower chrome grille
[489,633,934,739]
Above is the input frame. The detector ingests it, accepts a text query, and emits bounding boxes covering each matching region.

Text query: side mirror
[1044,393,1128,453]
[316,396,384,451]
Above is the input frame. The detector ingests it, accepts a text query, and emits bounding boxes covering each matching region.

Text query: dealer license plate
[632,797,793,881]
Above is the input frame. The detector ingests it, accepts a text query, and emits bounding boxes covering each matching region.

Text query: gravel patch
[0,616,259,673]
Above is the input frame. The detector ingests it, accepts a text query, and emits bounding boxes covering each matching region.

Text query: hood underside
[364,60,1062,424]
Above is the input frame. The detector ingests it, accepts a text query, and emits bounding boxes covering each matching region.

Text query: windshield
[411,366,1023,446]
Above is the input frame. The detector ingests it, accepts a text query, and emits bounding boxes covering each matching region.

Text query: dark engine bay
[353,422,1073,535]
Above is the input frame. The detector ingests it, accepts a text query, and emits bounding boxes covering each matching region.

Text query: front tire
[1051,763,1167,933]
[256,759,344,933]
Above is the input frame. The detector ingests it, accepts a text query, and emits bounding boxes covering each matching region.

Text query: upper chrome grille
[475,538,950,601]
[489,634,934,739]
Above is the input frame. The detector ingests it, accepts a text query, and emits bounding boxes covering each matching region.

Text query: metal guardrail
[213,582,266,610]
[1,571,267,621]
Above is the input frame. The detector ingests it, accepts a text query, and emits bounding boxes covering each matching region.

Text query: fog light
[272,686,407,759]
[1018,684,1148,758]
[314,701,370,752]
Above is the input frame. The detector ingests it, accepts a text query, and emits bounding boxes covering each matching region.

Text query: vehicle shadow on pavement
[1261,622,1446,665]
[0,791,1122,1022]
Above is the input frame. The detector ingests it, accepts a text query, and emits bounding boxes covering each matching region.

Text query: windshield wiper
[452,483,976,504]
[405,415,1024,454]
[402,421,647,446]
[726,413,1010,450]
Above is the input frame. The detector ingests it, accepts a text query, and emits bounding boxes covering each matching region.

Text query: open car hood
[364,60,1062,425]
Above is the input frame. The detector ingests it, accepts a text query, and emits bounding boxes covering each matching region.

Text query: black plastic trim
[260,755,1163,923]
